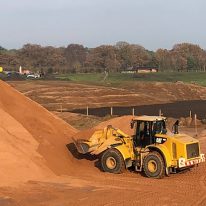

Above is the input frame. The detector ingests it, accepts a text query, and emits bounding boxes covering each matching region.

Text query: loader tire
[143,151,165,179]
[101,149,125,174]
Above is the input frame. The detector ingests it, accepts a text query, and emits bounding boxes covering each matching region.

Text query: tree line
[0,42,206,73]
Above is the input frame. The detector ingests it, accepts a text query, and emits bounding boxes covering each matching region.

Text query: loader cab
[131,116,167,148]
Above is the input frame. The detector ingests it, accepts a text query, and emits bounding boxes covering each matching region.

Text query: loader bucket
[72,138,90,154]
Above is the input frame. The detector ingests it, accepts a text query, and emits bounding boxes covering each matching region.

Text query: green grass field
[57,72,206,87]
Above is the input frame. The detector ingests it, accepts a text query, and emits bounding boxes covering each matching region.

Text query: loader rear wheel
[143,151,165,179]
[101,149,125,174]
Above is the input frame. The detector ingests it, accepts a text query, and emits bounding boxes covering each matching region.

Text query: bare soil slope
[0,81,80,185]
[0,108,54,186]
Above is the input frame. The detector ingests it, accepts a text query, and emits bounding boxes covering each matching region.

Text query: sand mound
[0,81,79,186]
[0,108,54,186]
[96,115,134,135]
[73,115,134,140]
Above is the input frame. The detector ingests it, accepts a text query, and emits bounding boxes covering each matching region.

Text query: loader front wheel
[143,151,165,178]
[101,149,125,174]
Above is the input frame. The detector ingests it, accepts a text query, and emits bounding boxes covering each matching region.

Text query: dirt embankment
[0,81,81,186]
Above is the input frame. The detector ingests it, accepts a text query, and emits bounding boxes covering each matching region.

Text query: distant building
[19,66,32,75]
[19,66,31,75]
[122,66,159,74]
[22,70,31,75]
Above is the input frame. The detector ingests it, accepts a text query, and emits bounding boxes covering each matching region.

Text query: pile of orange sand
[73,115,134,140]
[0,108,54,186]
[0,81,79,186]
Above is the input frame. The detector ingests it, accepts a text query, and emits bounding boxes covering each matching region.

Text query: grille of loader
[186,143,199,159]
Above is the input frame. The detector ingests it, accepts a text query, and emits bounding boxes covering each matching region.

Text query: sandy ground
[0,158,206,206]
[1,80,206,206]
[8,81,206,111]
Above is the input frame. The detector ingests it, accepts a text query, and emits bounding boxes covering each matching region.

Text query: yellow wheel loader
[73,116,205,178]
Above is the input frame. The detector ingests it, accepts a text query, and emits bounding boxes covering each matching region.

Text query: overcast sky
[1,0,205,50]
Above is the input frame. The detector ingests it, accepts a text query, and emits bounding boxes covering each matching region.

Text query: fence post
[189,110,192,118]
[111,107,113,116]
[159,109,162,116]
[132,108,135,116]
[194,114,198,136]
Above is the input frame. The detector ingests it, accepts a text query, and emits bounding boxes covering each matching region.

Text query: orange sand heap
[73,115,134,140]
[0,81,78,186]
